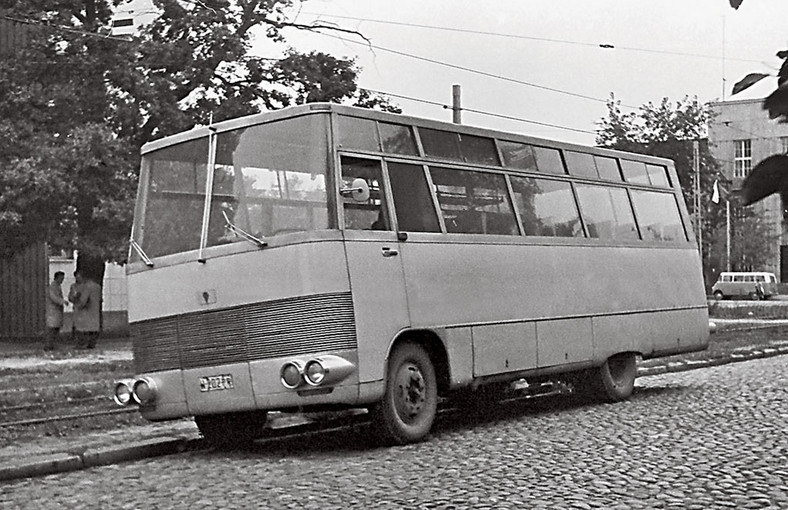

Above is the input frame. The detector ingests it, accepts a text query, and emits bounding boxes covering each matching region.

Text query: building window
[782,136,788,154]
[734,139,752,178]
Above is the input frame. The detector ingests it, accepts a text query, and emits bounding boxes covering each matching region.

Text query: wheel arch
[388,329,451,396]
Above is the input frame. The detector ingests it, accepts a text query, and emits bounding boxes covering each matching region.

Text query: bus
[114,103,710,446]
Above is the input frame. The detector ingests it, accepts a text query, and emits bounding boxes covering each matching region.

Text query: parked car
[711,271,778,300]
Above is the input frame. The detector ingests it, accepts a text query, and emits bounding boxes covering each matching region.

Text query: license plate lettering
[199,374,234,392]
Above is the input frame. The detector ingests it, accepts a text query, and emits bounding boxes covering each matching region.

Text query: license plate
[199,374,234,392]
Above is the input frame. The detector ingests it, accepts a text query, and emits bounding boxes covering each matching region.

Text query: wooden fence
[0,243,47,340]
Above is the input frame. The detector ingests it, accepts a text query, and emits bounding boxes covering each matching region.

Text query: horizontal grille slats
[132,292,357,372]
[132,316,180,373]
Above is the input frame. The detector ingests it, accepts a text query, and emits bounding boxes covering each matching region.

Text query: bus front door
[340,156,410,385]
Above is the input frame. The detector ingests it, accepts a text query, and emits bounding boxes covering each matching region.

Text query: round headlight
[132,378,156,405]
[114,381,133,406]
[304,360,326,386]
[280,361,304,389]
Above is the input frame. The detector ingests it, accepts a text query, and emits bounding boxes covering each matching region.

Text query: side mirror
[340,178,370,202]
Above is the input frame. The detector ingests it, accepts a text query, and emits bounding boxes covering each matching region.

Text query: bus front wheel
[195,410,268,448]
[574,352,637,403]
[371,341,438,445]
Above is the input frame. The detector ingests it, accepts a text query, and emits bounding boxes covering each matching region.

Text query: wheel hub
[395,364,426,419]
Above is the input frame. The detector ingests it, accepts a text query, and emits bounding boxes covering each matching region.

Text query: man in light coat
[70,270,102,349]
[44,271,66,351]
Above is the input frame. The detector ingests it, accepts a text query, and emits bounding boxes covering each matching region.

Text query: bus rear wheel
[371,342,438,445]
[573,352,637,403]
[195,410,268,448]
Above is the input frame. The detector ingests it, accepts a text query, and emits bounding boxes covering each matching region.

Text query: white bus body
[118,103,709,445]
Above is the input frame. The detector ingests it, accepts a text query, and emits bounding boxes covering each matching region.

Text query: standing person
[70,270,102,349]
[44,271,67,351]
[68,271,80,345]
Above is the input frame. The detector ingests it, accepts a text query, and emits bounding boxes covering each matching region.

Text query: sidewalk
[2,323,788,482]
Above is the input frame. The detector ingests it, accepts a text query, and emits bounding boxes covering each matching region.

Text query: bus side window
[340,156,389,230]
[387,162,441,232]
[430,166,518,235]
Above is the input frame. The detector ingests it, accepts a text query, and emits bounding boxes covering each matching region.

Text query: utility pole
[727,200,732,271]
[452,84,461,124]
[693,140,702,261]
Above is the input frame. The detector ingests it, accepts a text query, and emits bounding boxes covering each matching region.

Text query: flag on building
[712,179,720,204]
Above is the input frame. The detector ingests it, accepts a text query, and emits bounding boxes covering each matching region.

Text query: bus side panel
[399,238,707,376]
[472,322,537,376]
[642,308,709,358]
[536,317,593,367]
[592,308,709,361]
[443,327,474,386]
[400,240,706,324]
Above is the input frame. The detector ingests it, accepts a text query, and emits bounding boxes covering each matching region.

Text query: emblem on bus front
[198,289,217,305]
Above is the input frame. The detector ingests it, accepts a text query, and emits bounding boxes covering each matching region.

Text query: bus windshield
[134,114,330,260]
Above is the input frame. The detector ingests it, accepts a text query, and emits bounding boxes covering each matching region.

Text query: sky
[118,0,788,146]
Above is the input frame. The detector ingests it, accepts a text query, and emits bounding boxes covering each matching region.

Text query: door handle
[381,247,399,257]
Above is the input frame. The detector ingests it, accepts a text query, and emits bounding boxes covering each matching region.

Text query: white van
[711,272,778,300]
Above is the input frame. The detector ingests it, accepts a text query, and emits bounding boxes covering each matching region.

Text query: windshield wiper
[222,211,268,248]
[129,238,154,267]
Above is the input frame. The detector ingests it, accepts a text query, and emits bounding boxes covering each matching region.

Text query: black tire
[572,352,637,403]
[195,410,268,448]
[749,291,760,301]
[713,290,724,300]
[371,342,438,445]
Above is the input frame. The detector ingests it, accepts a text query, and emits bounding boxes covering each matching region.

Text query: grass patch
[708,300,788,319]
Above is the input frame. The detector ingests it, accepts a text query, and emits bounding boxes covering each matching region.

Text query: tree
[0,0,397,261]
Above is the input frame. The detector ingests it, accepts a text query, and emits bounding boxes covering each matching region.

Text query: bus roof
[140,103,674,167]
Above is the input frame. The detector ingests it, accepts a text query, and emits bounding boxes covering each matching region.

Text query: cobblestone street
[2,355,787,509]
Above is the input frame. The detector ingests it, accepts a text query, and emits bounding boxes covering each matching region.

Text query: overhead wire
[360,87,597,135]
[319,31,634,109]
[302,12,766,64]
[1,10,629,137]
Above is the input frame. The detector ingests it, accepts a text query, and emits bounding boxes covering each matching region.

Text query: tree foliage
[0,0,397,260]
[596,95,719,206]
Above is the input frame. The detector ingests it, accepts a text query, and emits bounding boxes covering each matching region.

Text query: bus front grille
[131,292,357,373]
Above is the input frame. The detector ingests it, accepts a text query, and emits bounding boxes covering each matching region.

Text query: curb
[3,347,788,482]
[0,436,193,482]
[636,345,788,378]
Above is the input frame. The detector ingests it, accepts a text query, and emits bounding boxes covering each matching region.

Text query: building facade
[708,97,788,282]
